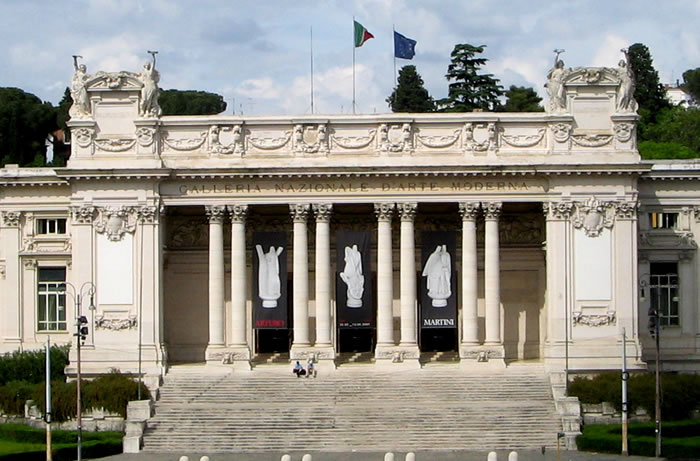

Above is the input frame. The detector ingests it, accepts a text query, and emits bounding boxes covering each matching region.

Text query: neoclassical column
[290,204,311,348]
[313,204,333,349]
[459,202,480,346]
[482,201,502,346]
[398,202,418,347]
[205,205,227,350]
[228,204,248,350]
[375,203,395,347]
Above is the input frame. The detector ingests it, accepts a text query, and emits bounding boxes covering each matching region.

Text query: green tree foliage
[0,88,57,166]
[438,44,503,112]
[386,65,435,113]
[627,43,671,136]
[55,87,72,132]
[639,107,700,158]
[159,89,227,115]
[502,85,544,112]
[0,345,69,385]
[681,67,700,104]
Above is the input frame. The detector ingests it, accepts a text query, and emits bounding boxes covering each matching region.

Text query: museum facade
[1,59,699,384]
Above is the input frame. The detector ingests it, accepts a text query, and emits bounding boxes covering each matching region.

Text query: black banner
[253,232,288,329]
[336,230,374,328]
[420,231,457,329]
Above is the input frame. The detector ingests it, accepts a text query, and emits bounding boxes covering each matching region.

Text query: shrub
[0,345,69,385]
[0,380,35,415]
[569,372,700,421]
[82,369,151,418]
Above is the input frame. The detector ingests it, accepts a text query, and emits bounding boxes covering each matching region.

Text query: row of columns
[203,201,504,360]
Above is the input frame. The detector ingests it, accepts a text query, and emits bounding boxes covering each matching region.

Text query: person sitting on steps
[307,358,316,378]
[293,360,306,377]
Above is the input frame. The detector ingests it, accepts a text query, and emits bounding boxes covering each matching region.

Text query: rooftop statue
[139,50,162,118]
[545,49,568,113]
[70,55,91,118]
[616,48,638,113]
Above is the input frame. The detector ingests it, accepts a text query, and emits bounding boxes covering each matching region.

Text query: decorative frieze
[378,123,413,153]
[208,125,244,155]
[163,131,207,151]
[95,314,137,331]
[573,311,616,327]
[294,124,329,154]
[248,130,292,150]
[500,128,545,148]
[94,138,137,152]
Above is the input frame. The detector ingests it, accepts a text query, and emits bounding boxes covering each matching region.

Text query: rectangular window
[36,218,67,235]
[650,262,679,327]
[649,212,678,230]
[37,267,67,331]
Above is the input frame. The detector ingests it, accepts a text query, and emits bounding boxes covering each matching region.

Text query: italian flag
[354,20,374,47]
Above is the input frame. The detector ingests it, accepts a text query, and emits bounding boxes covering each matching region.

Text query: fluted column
[483,201,502,346]
[290,204,310,347]
[228,204,248,348]
[375,203,395,346]
[398,202,418,346]
[313,204,333,348]
[459,202,480,346]
[206,205,226,349]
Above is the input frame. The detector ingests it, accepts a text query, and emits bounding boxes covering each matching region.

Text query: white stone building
[1,57,699,388]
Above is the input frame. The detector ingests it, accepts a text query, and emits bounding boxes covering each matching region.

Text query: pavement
[97,450,662,461]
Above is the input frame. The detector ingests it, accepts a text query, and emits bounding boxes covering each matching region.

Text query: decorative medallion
[294,124,329,154]
[550,123,572,143]
[208,125,244,155]
[614,123,634,143]
[74,128,95,148]
[2,211,21,227]
[136,127,156,147]
[94,207,137,241]
[572,198,615,237]
[378,123,413,153]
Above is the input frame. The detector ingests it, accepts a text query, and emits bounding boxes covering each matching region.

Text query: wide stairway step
[142,364,562,453]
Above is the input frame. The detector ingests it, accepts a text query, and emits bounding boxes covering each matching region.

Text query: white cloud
[590,35,629,68]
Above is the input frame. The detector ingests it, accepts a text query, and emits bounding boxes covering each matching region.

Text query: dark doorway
[337,328,374,352]
[420,328,457,352]
[256,329,290,353]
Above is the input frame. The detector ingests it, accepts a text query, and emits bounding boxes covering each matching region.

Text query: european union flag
[394,31,416,60]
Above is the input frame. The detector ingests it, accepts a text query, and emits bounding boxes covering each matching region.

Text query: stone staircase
[142,363,562,453]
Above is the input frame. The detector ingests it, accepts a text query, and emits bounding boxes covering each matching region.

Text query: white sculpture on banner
[340,244,364,308]
[422,244,452,307]
[256,244,284,308]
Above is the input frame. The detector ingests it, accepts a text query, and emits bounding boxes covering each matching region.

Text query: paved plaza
[100,450,656,461]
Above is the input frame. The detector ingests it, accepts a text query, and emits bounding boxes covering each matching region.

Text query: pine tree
[502,86,544,112]
[386,65,435,113]
[627,43,671,134]
[438,44,503,112]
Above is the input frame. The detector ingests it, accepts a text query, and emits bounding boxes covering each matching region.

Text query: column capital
[136,205,161,224]
[482,201,502,220]
[459,202,481,221]
[290,203,310,223]
[374,202,395,222]
[614,200,638,220]
[312,203,333,223]
[543,201,573,220]
[227,204,249,223]
[205,205,227,224]
[397,202,418,222]
[70,206,96,224]
[1,211,22,227]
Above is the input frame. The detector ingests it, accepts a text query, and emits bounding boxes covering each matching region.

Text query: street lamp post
[63,282,95,461]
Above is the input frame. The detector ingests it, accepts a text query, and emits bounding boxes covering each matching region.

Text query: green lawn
[0,424,122,460]
[578,420,700,458]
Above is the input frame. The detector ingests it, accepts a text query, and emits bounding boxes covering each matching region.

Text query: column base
[206,345,252,370]
[289,344,315,361]
[375,344,421,368]
[459,344,506,368]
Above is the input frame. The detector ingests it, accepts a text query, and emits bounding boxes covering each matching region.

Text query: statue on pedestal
[545,49,567,113]
[616,48,638,113]
[139,50,161,117]
[70,55,91,118]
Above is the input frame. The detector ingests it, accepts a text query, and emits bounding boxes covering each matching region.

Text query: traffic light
[76,315,89,342]
[648,307,658,338]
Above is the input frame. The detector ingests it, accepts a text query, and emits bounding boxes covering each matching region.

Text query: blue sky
[1,0,698,115]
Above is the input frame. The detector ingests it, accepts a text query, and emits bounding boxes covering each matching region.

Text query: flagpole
[352,17,356,114]
[310,25,314,114]
[393,25,397,87]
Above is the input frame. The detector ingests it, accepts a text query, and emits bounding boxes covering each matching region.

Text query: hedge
[0,424,122,461]
[0,346,69,385]
[569,372,700,420]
